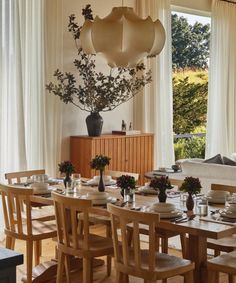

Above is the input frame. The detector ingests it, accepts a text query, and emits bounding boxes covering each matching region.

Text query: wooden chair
[208,250,236,283]
[207,184,236,256]
[4,169,55,222]
[5,169,46,184]
[52,191,113,283]
[0,183,57,283]
[107,203,194,283]
[106,170,139,181]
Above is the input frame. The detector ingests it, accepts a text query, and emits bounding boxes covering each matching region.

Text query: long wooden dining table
[30,185,236,283]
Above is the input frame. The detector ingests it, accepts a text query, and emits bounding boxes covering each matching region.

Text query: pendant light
[80,6,165,68]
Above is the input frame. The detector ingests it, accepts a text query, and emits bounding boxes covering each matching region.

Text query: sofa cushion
[203,154,223,164]
[223,156,236,166]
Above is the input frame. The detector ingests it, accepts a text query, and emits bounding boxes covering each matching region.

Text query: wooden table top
[30,185,236,240]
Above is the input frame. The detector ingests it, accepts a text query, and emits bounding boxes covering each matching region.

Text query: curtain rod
[220,0,236,4]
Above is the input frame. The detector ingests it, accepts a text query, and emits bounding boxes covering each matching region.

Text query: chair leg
[56,249,65,283]
[106,226,112,276]
[34,240,41,266]
[10,237,15,250]
[83,258,92,283]
[26,240,33,283]
[5,236,13,249]
[64,255,71,283]
[184,270,194,283]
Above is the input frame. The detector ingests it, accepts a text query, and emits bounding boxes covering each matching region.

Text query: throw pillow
[223,156,236,166]
[203,154,223,164]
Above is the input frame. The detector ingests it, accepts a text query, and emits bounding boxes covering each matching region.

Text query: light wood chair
[0,183,57,283]
[52,191,114,283]
[107,203,194,283]
[4,169,55,222]
[208,250,236,283]
[106,170,139,181]
[207,184,236,256]
[5,169,46,184]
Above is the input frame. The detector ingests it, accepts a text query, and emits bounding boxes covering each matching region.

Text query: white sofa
[174,158,236,193]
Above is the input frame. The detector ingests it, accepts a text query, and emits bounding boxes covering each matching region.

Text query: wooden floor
[0,225,229,283]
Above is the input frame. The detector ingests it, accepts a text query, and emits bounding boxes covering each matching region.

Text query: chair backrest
[107,203,160,277]
[52,191,97,254]
[106,170,139,181]
[5,169,45,184]
[0,183,33,236]
[211,183,236,194]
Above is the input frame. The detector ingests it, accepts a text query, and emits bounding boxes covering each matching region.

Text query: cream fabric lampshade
[80,7,165,68]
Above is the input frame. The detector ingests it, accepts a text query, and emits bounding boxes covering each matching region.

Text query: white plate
[220,210,236,219]
[149,208,183,219]
[137,186,157,194]
[33,186,56,195]
[81,195,117,205]
[83,180,117,186]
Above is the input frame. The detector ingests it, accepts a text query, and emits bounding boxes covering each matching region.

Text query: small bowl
[151,202,175,213]
[159,167,166,172]
[93,175,112,182]
[87,191,108,200]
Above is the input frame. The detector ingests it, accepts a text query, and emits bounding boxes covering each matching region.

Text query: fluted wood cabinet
[70,134,154,185]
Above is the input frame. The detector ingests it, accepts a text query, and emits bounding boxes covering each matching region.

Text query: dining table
[28,182,236,283]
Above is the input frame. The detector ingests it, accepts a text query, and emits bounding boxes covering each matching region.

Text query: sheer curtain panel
[0,0,62,181]
[206,0,236,157]
[134,0,174,168]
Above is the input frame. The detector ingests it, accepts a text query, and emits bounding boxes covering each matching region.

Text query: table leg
[188,235,208,283]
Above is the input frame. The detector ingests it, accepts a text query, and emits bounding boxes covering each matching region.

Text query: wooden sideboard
[70,134,154,184]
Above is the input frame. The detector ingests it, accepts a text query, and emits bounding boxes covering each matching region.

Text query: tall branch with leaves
[46,5,152,113]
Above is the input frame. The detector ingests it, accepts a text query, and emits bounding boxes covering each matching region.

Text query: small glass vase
[64,172,72,189]
[186,192,194,211]
[158,190,167,203]
[98,169,105,192]
[124,188,135,203]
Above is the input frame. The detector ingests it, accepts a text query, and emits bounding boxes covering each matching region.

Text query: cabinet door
[92,137,126,172]
[70,137,92,178]
[125,135,154,184]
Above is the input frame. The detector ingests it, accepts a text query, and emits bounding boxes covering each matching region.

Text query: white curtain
[134,0,174,169]
[206,0,236,157]
[0,0,62,181]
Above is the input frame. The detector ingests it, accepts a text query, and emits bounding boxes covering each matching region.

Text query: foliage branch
[46,5,152,113]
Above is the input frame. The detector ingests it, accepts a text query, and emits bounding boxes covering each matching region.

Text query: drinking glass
[196,196,208,216]
[72,173,81,191]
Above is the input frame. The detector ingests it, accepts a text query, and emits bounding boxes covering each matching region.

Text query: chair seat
[6,220,57,240]
[121,249,194,279]
[207,234,236,252]
[22,206,55,221]
[208,250,236,274]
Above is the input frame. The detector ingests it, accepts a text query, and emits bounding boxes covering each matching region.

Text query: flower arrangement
[46,5,152,114]
[149,176,173,191]
[58,161,75,175]
[90,155,111,171]
[117,175,136,190]
[179,176,202,194]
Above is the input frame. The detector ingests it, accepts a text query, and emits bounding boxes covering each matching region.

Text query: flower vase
[186,192,194,211]
[158,190,167,203]
[64,172,72,188]
[98,169,105,192]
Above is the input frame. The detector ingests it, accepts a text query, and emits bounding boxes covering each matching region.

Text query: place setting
[148,202,184,220]
[81,175,117,187]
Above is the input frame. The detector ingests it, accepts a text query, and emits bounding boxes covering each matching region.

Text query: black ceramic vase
[64,172,72,188]
[86,112,103,137]
[158,190,167,203]
[186,192,194,211]
[98,169,105,192]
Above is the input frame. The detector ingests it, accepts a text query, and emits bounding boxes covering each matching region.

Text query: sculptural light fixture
[80,6,165,68]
